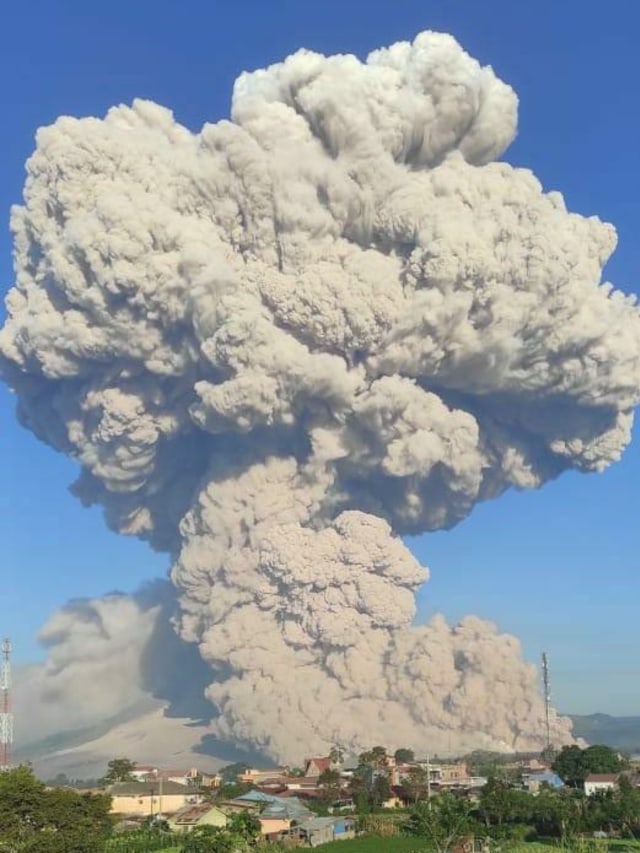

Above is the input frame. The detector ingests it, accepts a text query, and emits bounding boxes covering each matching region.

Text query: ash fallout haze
[2,1,640,769]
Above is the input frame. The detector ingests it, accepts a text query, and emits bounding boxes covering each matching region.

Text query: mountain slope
[569,714,640,753]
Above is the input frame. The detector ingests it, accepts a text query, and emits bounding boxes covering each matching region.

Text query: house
[220,790,272,814]
[521,757,550,774]
[259,795,314,836]
[304,757,331,777]
[221,790,314,837]
[439,763,470,787]
[157,767,213,788]
[327,797,355,813]
[239,767,289,785]
[169,803,228,834]
[584,774,619,796]
[296,816,357,847]
[523,771,564,793]
[381,792,404,809]
[130,765,159,781]
[338,755,360,778]
[109,780,197,816]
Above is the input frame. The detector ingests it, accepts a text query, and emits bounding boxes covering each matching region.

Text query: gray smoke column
[3,32,640,760]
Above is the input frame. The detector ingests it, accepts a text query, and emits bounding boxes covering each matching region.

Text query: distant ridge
[15,708,640,780]
[570,714,640,753]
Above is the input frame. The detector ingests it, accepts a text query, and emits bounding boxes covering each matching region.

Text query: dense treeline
[404,778,640,846]
[0,766,112,852]
[552,745,629,788]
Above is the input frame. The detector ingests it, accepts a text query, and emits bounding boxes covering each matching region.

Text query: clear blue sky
[1,0,639,716]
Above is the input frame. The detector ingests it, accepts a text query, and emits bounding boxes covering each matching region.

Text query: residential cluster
[103,750,592,844]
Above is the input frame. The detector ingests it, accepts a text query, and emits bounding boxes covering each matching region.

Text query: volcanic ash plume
[3,32,640,760]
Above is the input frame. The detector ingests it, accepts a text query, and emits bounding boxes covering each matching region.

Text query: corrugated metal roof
[110,780,190,796]
[172,804,224,824]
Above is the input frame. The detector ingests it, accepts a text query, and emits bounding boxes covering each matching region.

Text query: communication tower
[541,651,551,751]
[0,639,13,771]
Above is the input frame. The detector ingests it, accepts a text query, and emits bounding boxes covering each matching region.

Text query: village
[95,744,640,848]
[107,751,489,844]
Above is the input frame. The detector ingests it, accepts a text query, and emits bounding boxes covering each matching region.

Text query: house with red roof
[304,757,331,777]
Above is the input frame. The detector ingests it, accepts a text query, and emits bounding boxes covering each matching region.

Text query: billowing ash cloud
[14,582,213,748]
[3,32,640,760]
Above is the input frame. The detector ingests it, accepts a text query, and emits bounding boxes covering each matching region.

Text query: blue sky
[1,0,639,716]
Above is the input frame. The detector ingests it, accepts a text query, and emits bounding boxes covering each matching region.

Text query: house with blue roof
[523,771,564,793]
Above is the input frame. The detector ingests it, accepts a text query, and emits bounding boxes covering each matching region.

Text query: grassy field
[125,838,640,853]
[316,838,428,852]
[314,841,640,853]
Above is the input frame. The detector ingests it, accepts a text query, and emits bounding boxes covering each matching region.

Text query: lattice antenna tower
[541,651,551,751]
[0,638,13,771]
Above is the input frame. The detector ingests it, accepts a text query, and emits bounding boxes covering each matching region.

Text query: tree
[553,744,626,788]
[329,745,345,765]
[215,780,253,801]
[532,788,582,842]
[394,748,415,764]
[352,748,392,812]
[583,775,640,837]
[359,746,388,769]
[405,792,475,853]
[583,744,628,774]
[181,816,259,853]
[318,768,342,803]
[103,757,136,785]
[613,775,640,836]
[182,825,232,853]
[0,765,48,842]
[477,777,531,828]
[401,765,430,803]
[370,774,392,808]
[218,762,250,783]
[228,810,261,843]
[0,766,112,852]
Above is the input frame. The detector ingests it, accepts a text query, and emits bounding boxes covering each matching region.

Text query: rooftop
[585,774,619,783]
[172,804,223,825]
[110,780,191,796]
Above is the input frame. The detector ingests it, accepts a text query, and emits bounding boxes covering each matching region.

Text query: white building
[584,774,618,796]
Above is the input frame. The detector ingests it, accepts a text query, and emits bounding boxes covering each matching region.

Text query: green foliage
[308,839,425,852]
[0,765,112,852]
[394,749,415,764]
[106,829,174,853]
[358,747,388,769]
[226,810,260,841]
[404,792,475,853]
[104,758,138,785]
[217,764,250,784]
[180,825,230,853]
[177,811,259,853]
[214,780,252,801]
[350,746,394,812]
[552,744,627,787]
[477,777,533,828]
[318,768,342,803]
[401,766,430,803]
[370,775,392,808]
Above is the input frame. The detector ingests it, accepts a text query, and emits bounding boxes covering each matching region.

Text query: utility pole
[541,652,551,751]
[0,639,13,771]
